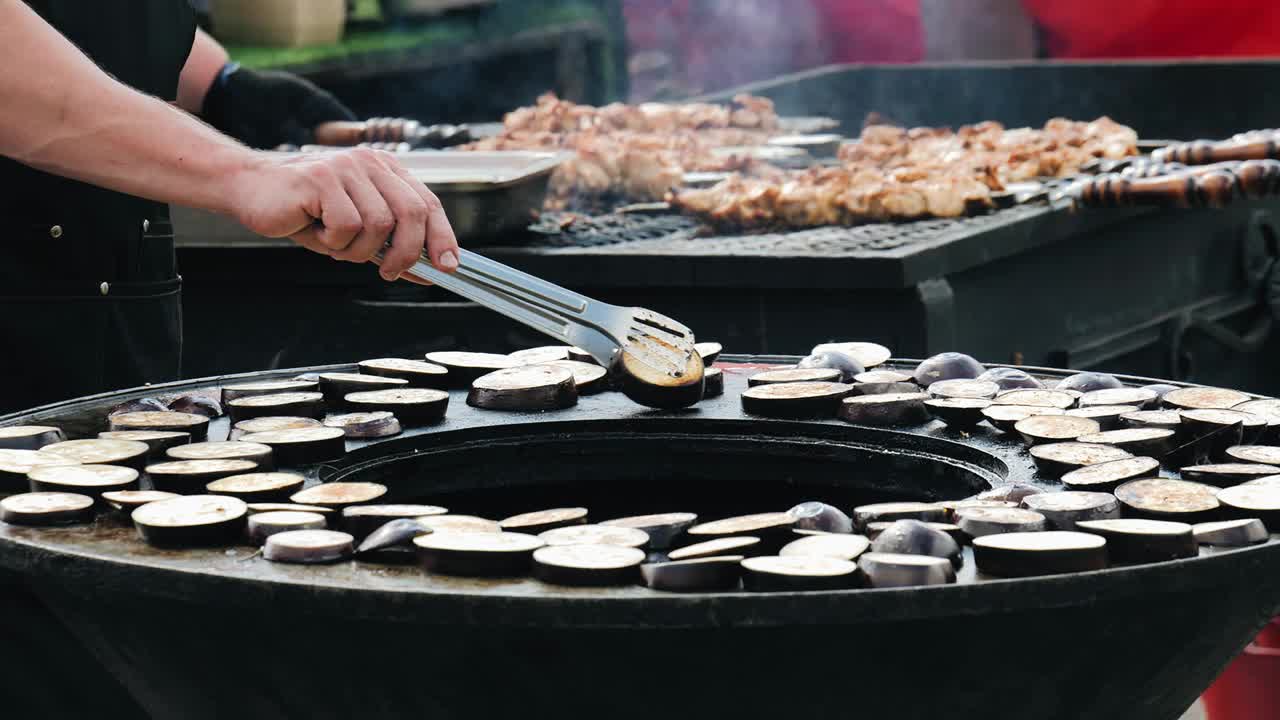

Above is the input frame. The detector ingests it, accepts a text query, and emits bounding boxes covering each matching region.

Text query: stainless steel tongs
[377,248,698,378]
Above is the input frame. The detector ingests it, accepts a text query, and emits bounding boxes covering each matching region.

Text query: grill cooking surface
[526,204,1052,256]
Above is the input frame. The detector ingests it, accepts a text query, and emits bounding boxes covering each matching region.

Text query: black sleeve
[201,64,357,148]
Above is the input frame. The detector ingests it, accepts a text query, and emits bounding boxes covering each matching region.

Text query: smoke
[625,0,828,101]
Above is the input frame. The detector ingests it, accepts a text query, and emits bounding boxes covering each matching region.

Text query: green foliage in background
[222,0,625,100]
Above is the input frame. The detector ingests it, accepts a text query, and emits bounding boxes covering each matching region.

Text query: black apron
[0,4,194,718]
[0,1,195,415]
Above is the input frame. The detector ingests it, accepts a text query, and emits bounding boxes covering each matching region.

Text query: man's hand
[230,148,458,282]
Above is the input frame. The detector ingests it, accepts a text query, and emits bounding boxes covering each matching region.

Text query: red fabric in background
[1020,0,1280,59]
[809,0,923,64]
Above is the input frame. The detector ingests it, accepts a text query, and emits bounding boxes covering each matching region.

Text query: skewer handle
[1072,169,1239,209]
[1152,134,1280,165]
[313,119,472,149]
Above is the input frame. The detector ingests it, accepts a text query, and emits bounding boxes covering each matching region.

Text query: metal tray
[406,151,564,244]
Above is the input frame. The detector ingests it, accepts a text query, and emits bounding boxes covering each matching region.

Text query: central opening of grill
[333,419,1004,519]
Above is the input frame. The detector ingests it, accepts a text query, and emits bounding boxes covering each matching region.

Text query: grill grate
[518,203,1053,256]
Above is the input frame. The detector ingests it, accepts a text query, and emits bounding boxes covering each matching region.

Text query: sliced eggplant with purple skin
[973,531,1108,577]
[132,495,248,547]
[955,506,1048,539]
[417,515,502,534]
[694,342,723,366]
[1061,456,1160,492]
[993,389,1076,410]
[971,484,1047,504]
[811,342,891,369]
[1234,399,1280,443]
[507,346,573,365]
[839,392,930,427]
[246,502,335,518]
[540,360,610,395]
[499,507,589,535]
[205,472,306,503]
[612,343,706,410]
[357,358,449,388]
[101,490,179,512]
[229,416,322,442]
[925,398,992,429]
[344,388,449,427]
[146,459,261,494]
[779,533,870,561]
[1015,415,1101,446]
[1056,372,1123,393]
[226,392,326,423]
[0,425,65,451]
[667,536,762,560]
[1192,518,1269,546]
[166,441,274,470]
[912,352,985,387]
[795,352,864,383]
[928,379,1000,401]
[853,370,913,386]
[981,405,1064,433]
[866,521,964,543]
[425,351,518,387]
[239,427,347,466]
[1075,518,1197,563]
[538,524,650,550]
[323,411,402,439]
[852,502,947,530]
[108,411,209,442]
[748,367,842,386]
[1079,387,1159,410]
[1164,387,1253,411]
[600,512,698,550]
[468,366,578,412]
[1120,410,1182,431]
[686,512,795,551]
[1022,491,1121,531]
[247,510,329,545]
[858,552,955,587]
[415,531,544,577]
[356,518,434,561]
[1114,478,1221,521]
[99,430,191,458]
[1227,445,1280,466]
[640,556,744,592]
[27,464,138,499]
[166,395,223,419]
[1029,442,1133,477]
[220,379,318,404]
[532,544,646,586]
[849,380,919,398]
[741,555,859,592]
[786,501,854,534]
[742,381,852,419]
[318,373,408,407]
[108,397,169,415]
[565,346,599,365]
[1066,405,1141,431]
[977,367,1044,391]
[701,367,724,398]
[1142,383,1180,399]
[1180,463,1280,487]
[937,499,1018,523]
[869,519,961,566]
[0,492,94,526]
[290,481,387,512]
[342,504,449,540]
[41,439,149,471]
[1076,428,1178,458]
[263,529,355,564]
[1217,484,1280,530]
[1178,409,1253,462]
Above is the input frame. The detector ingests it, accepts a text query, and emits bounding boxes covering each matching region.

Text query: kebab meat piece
[501,92,780,134]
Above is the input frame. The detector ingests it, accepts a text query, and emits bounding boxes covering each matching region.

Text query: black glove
[201,63,357,149]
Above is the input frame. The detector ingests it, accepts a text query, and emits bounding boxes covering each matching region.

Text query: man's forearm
[0,0,254,215]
